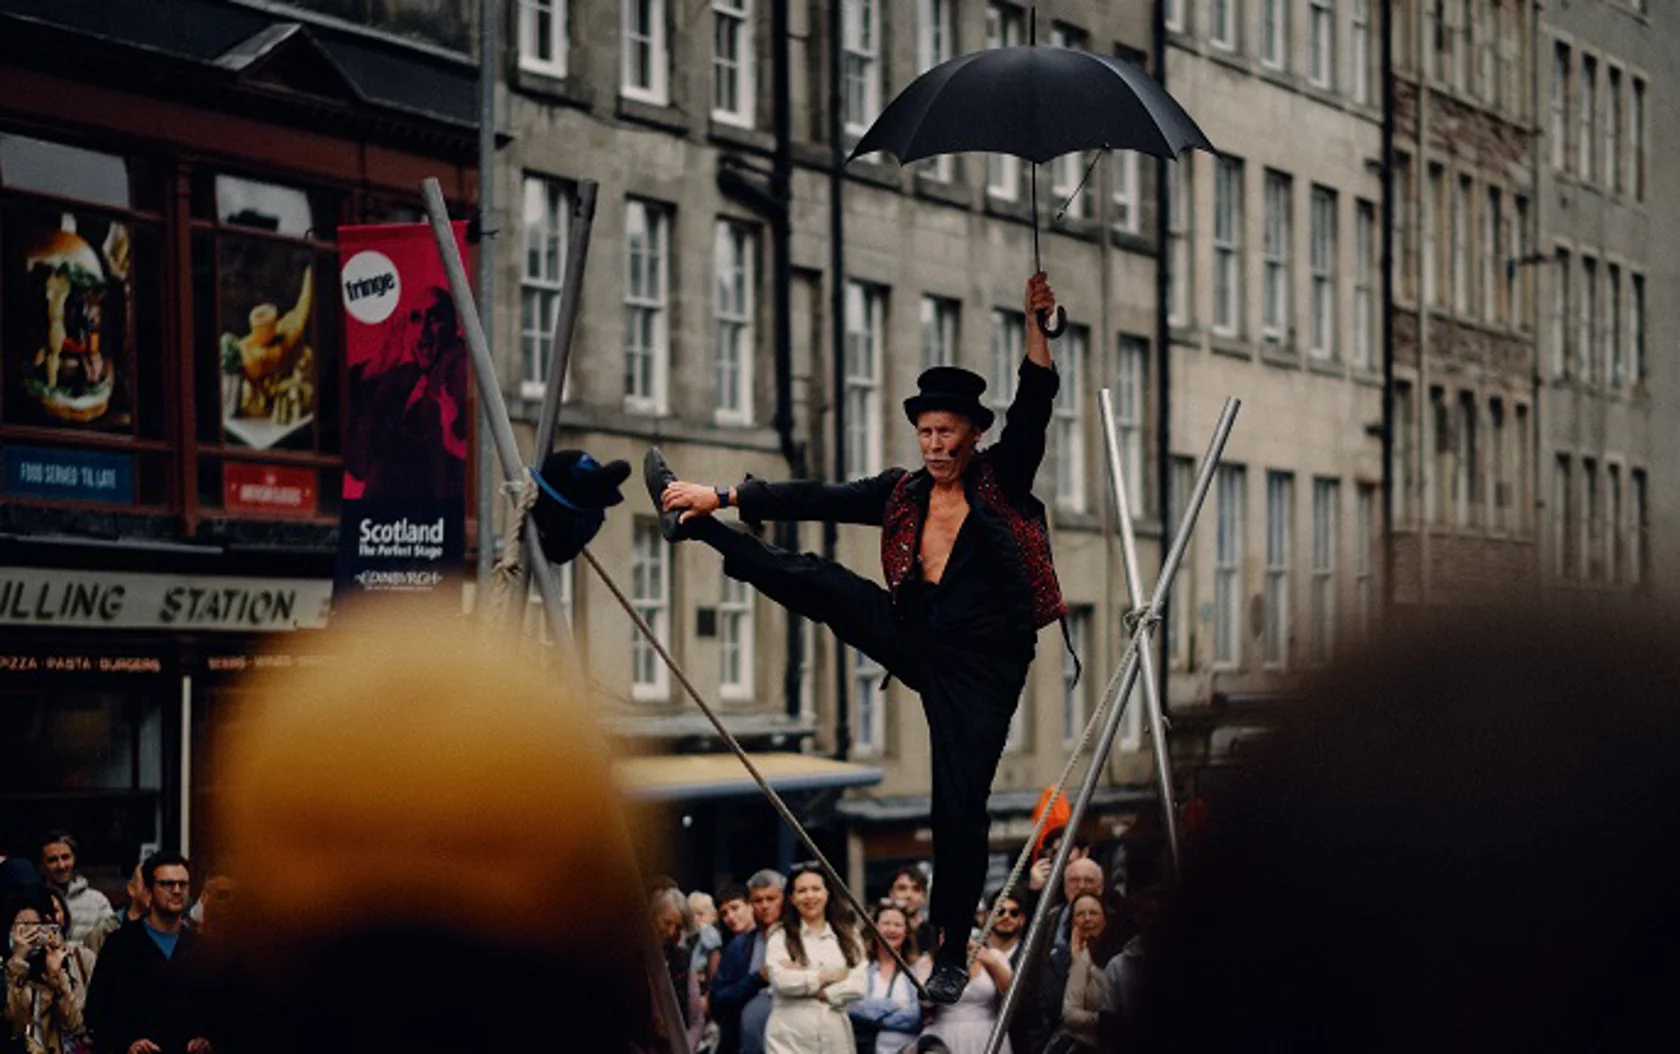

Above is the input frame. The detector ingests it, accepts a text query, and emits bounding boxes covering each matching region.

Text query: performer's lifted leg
[648,274,1068,1005]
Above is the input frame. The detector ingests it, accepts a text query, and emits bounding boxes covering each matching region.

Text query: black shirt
[896,511,1028,657]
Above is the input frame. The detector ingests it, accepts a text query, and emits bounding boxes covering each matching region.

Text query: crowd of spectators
[4,834,222,1054]
[645,826,1161,1054]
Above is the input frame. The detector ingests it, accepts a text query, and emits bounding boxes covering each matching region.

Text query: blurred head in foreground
[1135,606,1680,1054]
[209,597,651,1052]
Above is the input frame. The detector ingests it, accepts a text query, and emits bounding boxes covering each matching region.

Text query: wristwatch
[715,485,731,509]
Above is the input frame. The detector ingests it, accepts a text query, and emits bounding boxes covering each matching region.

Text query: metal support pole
[420,178,689,1054]
[984,397,1240,1054]
[1099,389,1182,875]
[512,182,600,611]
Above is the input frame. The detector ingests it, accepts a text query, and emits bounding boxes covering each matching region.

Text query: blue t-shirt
[143,921,180,960]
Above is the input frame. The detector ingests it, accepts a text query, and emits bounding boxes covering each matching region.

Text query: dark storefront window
[0,132,171,507]
[0,673,168,881]
[188,678,254,878]
[191,172,343,523]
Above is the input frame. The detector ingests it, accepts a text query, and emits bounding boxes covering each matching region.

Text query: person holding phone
[7,890,96,1054]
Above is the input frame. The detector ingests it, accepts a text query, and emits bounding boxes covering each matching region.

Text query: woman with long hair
[847,904,929,1053]
[765,864,866,1053]
[1051,892,1124,1052]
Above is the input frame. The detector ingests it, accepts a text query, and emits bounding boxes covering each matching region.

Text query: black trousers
[696,520,1030,953]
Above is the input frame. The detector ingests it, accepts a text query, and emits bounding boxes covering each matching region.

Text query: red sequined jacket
[735,358,1067,637]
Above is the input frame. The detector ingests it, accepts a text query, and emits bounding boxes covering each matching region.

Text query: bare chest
[919,490,969,584]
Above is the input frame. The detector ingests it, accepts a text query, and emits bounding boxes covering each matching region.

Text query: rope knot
[1122,607,1162,638]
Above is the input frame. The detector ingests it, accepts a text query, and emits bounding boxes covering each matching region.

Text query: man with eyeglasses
[986,893,1026,969]
[985,891,1045,1054]
[86,852,216,1054]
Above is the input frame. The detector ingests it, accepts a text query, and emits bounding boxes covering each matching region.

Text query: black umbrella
[847,16,1215,335]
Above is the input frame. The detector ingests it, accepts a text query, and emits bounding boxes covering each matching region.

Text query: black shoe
[924,959,968,1005]
[642,446,690,542]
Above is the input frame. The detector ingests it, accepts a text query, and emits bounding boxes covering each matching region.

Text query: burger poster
[3,210,133,430]
[217,239,316,450]
[332,221,470,599]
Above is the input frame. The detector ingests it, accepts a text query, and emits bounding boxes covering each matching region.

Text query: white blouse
[764,920,868,1054]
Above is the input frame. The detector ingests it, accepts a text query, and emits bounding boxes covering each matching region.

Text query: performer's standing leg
[917,649,1029,960]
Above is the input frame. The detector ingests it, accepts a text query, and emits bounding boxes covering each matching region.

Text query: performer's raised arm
[989,272,1063,497]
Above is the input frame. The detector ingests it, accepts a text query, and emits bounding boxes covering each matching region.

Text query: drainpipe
[1380,0,1397,614]
[828,0,851,761]
[1416,0,1432,610]
[771,0,808,722]
[1528,0,1544,601]
[716,0,808,723]
[1152,0,1172,718]
[474,0,497,595]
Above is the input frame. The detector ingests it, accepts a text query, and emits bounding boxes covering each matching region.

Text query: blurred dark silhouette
[1130,606,1680,1054]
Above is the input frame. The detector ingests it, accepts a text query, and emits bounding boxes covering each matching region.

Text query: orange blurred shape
[1032,785,1072,856]
[211,595,643,958]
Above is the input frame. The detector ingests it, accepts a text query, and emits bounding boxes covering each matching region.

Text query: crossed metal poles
[982,392,1240,1054]
[421,179,700,1054]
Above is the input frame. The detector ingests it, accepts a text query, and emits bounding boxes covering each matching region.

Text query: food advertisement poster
[332,221,470,600]
[218,239,316,450]
[2,209,133,431]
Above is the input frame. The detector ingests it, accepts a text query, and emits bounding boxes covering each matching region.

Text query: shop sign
[0,650,164,676]
[223,462,317,515]
[0,567,332,631]
[3,444,133,503]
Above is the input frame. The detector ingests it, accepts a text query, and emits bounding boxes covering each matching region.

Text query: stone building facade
[276,0,1680,895]
[1388,0,1541,608]
[1158,0,1386,794]
[1534,0,1669,606]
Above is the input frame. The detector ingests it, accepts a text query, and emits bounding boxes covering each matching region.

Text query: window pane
[215,176,314,237]
[0,134,133,210]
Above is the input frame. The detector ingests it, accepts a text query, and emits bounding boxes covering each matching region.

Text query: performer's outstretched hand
[661,480,728,523]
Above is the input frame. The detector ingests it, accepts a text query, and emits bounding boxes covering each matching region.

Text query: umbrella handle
[1036,306,1067,339]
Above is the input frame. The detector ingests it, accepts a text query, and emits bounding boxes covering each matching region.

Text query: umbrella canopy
[847,45,1215,167]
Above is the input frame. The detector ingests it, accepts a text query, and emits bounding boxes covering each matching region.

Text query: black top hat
[536,450,631,510]
[903,366,995,432]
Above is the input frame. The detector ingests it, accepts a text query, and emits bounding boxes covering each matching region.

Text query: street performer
[646,273,1068,1005]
